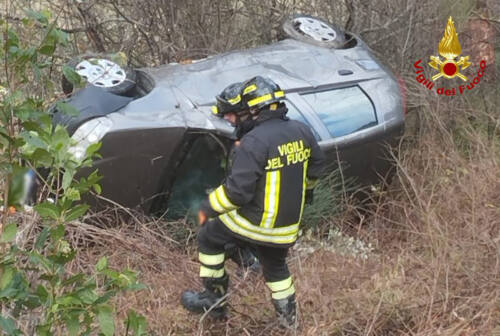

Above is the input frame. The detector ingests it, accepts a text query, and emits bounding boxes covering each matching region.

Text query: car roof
[143,38,386,107]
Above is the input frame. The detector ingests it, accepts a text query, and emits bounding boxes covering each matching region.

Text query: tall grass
[45,83,496,335]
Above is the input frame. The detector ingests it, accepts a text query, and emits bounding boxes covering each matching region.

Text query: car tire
[61,53,136,96]
[282,14,346,48]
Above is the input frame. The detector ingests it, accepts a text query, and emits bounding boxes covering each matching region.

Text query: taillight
[396,75,407,117]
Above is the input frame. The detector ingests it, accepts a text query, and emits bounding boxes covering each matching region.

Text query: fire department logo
[429,17,471,81]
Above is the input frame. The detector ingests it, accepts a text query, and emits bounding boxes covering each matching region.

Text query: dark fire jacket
[202,106,325,246]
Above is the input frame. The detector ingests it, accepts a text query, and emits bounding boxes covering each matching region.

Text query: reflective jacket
[202,106,325,246]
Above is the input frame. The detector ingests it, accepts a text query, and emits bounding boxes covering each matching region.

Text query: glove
[198,210,207,225]
[305,189,314,205]
[198,199,218,225]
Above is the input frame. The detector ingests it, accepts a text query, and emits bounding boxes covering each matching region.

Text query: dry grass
[57,87,498,335]
[7,82,499,336]
[60,102,499,334]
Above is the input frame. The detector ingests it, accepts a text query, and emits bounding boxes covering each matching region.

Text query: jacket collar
[256,104,289,123]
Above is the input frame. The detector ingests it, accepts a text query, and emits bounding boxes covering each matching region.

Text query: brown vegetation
[61,91,499,335]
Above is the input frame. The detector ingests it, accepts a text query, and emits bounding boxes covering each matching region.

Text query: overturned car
[51,14,405,218]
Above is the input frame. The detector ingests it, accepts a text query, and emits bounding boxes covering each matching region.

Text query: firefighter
[181,76,325,328]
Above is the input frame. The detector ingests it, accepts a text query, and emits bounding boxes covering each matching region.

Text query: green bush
[0,10,147,335]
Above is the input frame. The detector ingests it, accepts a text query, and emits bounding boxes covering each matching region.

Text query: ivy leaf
[97,305,114,336]
[0,223,17,243]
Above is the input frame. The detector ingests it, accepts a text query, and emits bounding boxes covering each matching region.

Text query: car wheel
[282,14,346,48]
[62,54,136,95]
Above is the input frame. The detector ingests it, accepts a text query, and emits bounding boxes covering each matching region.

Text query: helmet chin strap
[235,109,256,125]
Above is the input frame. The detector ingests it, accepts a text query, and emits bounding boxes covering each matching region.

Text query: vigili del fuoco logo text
[413,17,487,96]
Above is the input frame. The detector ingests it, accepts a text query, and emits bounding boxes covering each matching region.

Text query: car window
[285,100,321,140]
[300,86,377,138]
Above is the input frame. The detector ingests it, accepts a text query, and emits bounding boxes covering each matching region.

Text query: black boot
[181,274,229,318]
[272,294,298,329]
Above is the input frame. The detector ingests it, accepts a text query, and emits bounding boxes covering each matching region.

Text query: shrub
[0,10,147,335]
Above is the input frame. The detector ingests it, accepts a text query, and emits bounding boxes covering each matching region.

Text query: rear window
[301,86,377,138]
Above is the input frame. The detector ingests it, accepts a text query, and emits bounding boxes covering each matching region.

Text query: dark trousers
[198,218,290,283]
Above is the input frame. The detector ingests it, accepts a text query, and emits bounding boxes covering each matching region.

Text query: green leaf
[35,202,60,220]
[7,166,29,207]
[38,43,55,56]
[93,183,102,194]
[56,294,81,306]
[31,148,53,167]
[85,142,102,157]
[97,305,114,336]
[1,223,17,243]
[35,227,50,250]
[0,315,22,335]
[65,313,80,336]
[62,169,74,190]
[54,29,69,45]
[126,283,147,291]
[22,121,45,133]
[6,29,19,49]
[65,188,81,201]
[24,293,42,309]
[28,252,53,271]
[36,323,51,336]
[24,9,49,25]
[93,291,114,305]
[62,65,81,87]
[36,284,49,303]
[50,224,65,241]
[51,125,71,150]
[125,310,148,336]
[65,204,89,221]
[61,273,85,287]
[50,249,76,265]
[20,130,47,154]
[0,267,14,290]
[77,288,98,305]
[96,257,108,272]
[56,101,80,117]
